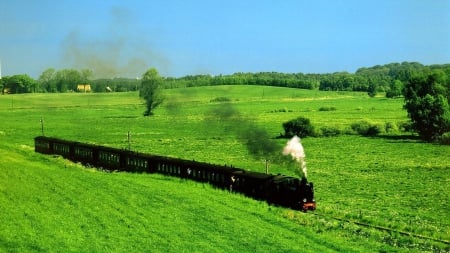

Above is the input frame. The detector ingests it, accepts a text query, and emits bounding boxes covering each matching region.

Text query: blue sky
[0,0,449,78]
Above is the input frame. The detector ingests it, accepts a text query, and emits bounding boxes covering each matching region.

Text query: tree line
[0,68,140,93]
[1,62,449,96]
[164,62,450,98]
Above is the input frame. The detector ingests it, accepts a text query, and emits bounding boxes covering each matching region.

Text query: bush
[366,125,383,136]
[351,120,383,136]
[210,97,232,102]
[398,121,413,133]
[318,126,342,137]
[282,116,314,138]
[270,108,293,113]
[439,132,450,145]
[318,106,337,111]
[384,122,398,133]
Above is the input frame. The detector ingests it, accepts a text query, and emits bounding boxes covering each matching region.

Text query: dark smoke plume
[61,7,169,78]
[239,126,281,161]
[205,102,284,163]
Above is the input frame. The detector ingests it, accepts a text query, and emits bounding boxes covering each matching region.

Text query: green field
[1,86,449,252]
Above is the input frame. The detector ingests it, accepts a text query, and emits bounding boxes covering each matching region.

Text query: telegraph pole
[127,131,131,151]
[40,117,45,136]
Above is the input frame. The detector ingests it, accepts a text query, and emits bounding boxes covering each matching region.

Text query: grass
[0,142,369,252]
[0,86,449,252]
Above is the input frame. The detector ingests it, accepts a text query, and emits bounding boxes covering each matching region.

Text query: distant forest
[1,62,449,97]
[161,62,449,98]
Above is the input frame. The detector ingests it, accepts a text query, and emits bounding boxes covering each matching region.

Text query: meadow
[0,86,449,252]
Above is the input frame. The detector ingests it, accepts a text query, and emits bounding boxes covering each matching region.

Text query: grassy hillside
[0,141,374,252]
[0,86,449,252]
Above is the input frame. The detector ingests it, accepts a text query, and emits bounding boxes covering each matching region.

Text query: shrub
[398,121,414,133]
[282,116,314,138]
[384,122,398,133]
[210,97,232,102]
[366,124,383,136]
[270,108,292,113]
[319,126,342,137]
[439,132,450,145]
[318,106,337,111]
[351,120,383,136]
[351,121,369,134]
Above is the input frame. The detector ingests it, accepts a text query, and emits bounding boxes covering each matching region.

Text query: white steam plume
[282,136,307,178]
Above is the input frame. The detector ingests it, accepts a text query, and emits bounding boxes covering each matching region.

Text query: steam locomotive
[34,136,316,211]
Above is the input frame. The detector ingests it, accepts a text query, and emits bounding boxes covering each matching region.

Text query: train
[34,136,316,211]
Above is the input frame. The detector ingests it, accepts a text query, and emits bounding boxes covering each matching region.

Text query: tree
[140,68,164,116]
[38,68,56,92]
[1,77,5,94]
[386,80,403,98]
[367,79,378,97]
[80,69,93,84]
[282,117,314,138]
[54,69,83,92]
[403,70,450,141]
[2,74,37,93]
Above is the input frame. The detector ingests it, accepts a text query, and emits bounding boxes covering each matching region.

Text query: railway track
[310,212,449,245]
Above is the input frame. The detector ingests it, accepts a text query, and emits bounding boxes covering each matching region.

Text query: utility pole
[127,131,131,151]
[40,117,45,136]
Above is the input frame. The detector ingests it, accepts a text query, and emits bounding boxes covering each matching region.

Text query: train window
[35,141,50,149]
[75,147,93,158]
[99,151,119,164]
[54,143,69,154]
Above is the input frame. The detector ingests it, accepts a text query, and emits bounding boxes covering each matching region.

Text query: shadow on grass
[376,134,423,143]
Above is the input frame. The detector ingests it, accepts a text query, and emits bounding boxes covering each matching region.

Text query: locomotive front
[300,178,316,211]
